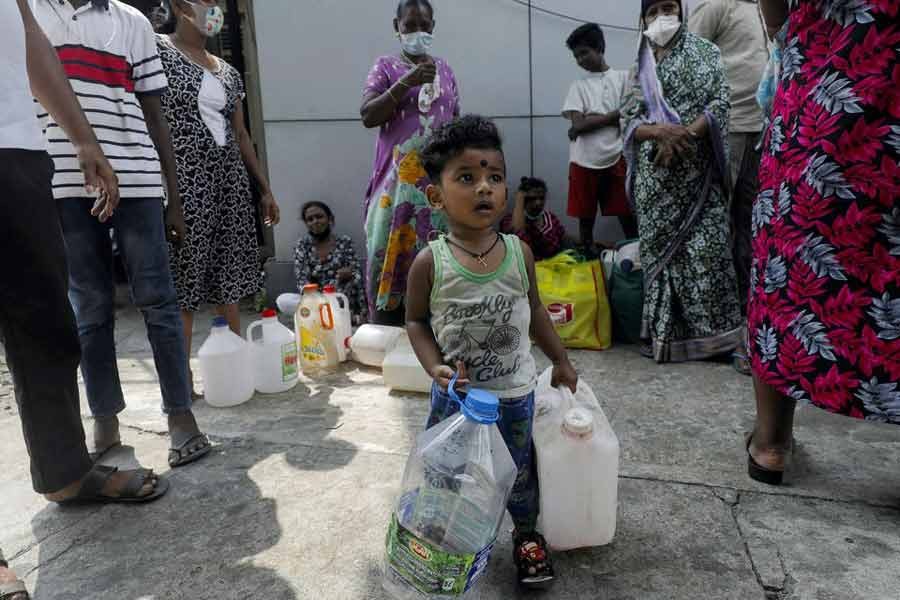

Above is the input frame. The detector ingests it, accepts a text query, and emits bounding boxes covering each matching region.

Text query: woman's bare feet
[0,562,29,600]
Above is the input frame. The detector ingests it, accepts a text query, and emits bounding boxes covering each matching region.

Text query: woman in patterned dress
[621,0,744,363]
[360,0,461,325]
[294,202,366,324]
[747,0,900,485]
[158,0,280,392]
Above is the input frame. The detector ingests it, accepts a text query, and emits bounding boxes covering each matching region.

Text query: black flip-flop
[88,440,122,463]
[0,579,29,600]
[745,433,795,486]
[168,434,212,468]
[58,464,169,505]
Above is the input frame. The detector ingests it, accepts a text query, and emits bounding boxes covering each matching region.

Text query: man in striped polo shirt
[34,0,211,468]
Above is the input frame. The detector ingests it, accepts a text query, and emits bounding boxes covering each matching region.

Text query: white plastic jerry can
[246,308,299,394]
[197,317,255,408]
[382,333,432,394]
[533,368,619,550]
[322,285,352,362]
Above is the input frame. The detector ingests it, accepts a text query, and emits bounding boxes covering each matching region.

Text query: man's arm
[17,0,118,219]
[138,94,183,243]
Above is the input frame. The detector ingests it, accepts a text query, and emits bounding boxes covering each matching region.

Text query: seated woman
[500,177,569,261]
[279,202,366,323]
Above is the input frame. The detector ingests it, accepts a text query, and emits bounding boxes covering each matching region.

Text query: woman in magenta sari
[360,0,460,325]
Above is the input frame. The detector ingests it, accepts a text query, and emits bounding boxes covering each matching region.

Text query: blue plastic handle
[448,373,499,425]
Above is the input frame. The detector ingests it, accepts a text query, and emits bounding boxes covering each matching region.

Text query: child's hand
[515,190,526,207]
[567,124,581,141]
[551,359,578,393]
[431,361,469,390]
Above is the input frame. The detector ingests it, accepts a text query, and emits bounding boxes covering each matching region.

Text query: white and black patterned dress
[157,36,261,312]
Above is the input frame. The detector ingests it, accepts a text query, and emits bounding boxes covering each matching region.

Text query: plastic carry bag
[536,251,612,351]
[533,368,619,550]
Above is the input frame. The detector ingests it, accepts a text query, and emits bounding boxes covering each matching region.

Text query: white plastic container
[533,368,619,550]
[198,317,255,408]
[349,324,404,367]
[384,377,517,599]
[382,333,432,394]
[295,284,340,374]
[323,285,353,362]
[246,308,299,394]
[275,292,301,317]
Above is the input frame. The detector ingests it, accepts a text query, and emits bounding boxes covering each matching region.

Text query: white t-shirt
[199,69,227,147]
[0,2,45,151]
[562,69,629,170]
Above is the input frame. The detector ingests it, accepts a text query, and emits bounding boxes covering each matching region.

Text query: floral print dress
[747,0,900,423]
[362,55,460,317]
[621,29,744,362]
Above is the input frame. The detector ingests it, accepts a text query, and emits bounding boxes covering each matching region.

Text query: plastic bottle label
[386,514,494,597]
[282,341,298,381]
[300,327,326,364]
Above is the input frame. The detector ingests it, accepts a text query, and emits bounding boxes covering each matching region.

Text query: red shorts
[567,157,631,219]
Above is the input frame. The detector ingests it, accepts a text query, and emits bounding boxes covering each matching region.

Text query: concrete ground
[1,305,899,600]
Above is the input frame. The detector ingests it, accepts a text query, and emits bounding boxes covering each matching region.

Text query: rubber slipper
[88,440,122,463]
[58,465,169,505]
[745,433,795,486]
[168,433,212,468]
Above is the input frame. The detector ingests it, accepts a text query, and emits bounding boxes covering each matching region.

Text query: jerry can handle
[319,303,335,330]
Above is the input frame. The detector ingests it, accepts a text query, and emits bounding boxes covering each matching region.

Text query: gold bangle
[397,80,411,89]
[387,89,400,103]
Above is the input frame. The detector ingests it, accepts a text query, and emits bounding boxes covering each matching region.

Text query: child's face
[427,149,507,231]
[572,45,605,72]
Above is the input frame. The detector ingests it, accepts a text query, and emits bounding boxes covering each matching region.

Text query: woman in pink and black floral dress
[746,0,900,485]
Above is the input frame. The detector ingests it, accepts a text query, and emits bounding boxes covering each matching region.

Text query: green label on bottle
[281,341,298,381]
[385,514,494,597]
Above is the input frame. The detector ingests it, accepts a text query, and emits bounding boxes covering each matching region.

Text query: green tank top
[429,234,537,398]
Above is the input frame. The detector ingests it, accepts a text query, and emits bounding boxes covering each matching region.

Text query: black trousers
[0,149,92,493]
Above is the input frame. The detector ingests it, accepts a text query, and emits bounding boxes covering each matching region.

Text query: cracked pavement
[1,305,899,599]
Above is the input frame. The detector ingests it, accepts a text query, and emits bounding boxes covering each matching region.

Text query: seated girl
[500,177,570,261]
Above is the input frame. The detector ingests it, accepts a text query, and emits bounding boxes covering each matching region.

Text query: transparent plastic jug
[383,333,433,394]
[322,285,352,362]
[383,377,517,599]
[349,324,403,367]
[246,309,299,394]
[198,317,255,408]
[533,368,619,550]
[294,284,339,374]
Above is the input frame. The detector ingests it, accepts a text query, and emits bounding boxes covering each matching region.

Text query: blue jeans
[428,384,540,533]
[57,197,191,417]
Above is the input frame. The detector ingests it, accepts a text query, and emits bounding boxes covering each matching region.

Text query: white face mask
[400,31,434,56]
[644,15,681,47]
[183,1,225,37]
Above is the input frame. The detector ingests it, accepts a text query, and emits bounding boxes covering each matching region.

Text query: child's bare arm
[406,249,468,389]
[522,241,579,392]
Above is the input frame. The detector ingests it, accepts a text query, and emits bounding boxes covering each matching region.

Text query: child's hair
[566,23,606,54]
[422,115,504,181]
[519,176,548,193]
[396,0,433,18]
[301,200,334,222]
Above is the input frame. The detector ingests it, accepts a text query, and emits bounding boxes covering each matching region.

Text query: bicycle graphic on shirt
[450,319,521,358]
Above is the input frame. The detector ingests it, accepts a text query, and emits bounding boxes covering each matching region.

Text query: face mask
[644,14,681,47]
[400,31,434,56]
[183,1,225,37]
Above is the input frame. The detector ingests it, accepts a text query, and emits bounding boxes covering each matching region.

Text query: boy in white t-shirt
[563,23,636,251]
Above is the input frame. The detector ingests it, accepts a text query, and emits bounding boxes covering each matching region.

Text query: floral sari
[362,55,460,316]
[621,28,743,362]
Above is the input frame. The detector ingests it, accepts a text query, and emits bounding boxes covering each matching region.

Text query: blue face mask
[400,31,434,56]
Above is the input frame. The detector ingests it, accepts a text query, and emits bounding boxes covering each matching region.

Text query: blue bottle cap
[448,374,500,424]
[212,316,228,328]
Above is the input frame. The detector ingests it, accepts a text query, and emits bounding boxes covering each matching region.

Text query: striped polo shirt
[33,0,168,199]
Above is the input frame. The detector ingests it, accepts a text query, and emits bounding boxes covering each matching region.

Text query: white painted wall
[252,0,644,261]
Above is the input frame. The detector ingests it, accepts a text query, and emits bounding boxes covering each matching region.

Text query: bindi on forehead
[480,160,489,168]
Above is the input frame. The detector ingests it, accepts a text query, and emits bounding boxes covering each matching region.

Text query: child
[563,23,637,250]
[500,177,569,261]
[406,115,579,589]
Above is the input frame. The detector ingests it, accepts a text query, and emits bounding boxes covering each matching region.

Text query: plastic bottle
[322,285,352,362]
[197,317,255,408]
[294,284,339,374]
[382,333,433,394]
[383,377,517,599]
[246,308,299,394]
[533,371,619,550]
[349,324,404,367]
